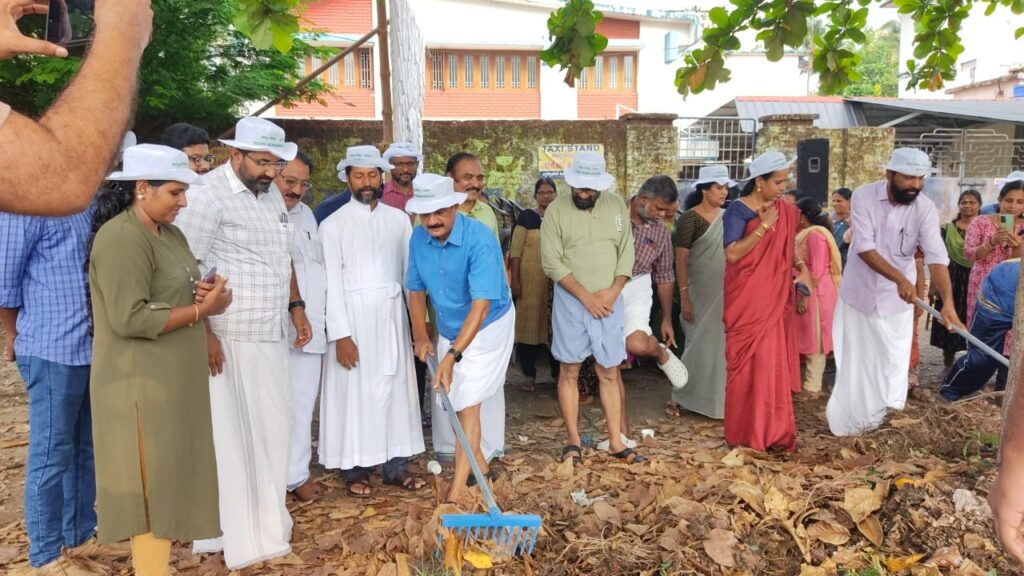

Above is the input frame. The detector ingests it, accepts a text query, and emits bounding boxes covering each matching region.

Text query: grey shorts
[551,283,627,369]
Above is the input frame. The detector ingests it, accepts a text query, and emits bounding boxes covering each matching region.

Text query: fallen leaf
[842,486,883,523]
[625,523,649,536]
[799,565,829,576]
[857,514,884,547]
[806,518,851,545]
[927,545,962,568]
[554,457,574,481]
[703,528,739,567]
[463,548,493,569]
[729,481,766,516]
[764,485,791,519]
[885,553,926,572]
[721,448,745,467]
[592,501,621,527]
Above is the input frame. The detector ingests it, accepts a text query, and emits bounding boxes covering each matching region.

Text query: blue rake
[427,356,542,561]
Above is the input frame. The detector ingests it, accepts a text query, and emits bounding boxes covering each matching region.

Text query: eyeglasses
[188,154,217,166]
[243,152,288,170]
[392,160,419,169]
[281,176,312,192]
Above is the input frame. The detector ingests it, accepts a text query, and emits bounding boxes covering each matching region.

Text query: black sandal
[610,447,648,464]
[561,444,583,466]
[466,470,496,487]
[346,472,373,498]
[383,471,426,492]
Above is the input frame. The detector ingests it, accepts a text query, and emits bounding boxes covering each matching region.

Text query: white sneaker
[658,344,689,389]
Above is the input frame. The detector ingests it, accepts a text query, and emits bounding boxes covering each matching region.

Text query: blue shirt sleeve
[467,228,506,301]
[722,201,756,246]
[405,228,426,292]
[0,213,41,308]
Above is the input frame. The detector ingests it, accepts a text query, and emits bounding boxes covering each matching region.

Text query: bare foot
[290,478,322,501]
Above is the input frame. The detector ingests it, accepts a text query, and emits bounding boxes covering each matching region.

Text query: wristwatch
[447,347,463,363]
[288,299,305,311]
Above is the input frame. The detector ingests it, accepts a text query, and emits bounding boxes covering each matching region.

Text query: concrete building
[274,0,814,121]
[889,1,1024,100]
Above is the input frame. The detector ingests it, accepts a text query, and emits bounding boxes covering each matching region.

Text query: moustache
[284,193,302,199]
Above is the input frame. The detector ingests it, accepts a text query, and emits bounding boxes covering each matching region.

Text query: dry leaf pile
[0,353,1019,575]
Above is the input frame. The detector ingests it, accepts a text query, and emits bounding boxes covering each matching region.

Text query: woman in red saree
[722,151,812,452]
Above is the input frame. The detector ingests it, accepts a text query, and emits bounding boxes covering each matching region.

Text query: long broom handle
[426,355,503,516]
[915,298,1009,368]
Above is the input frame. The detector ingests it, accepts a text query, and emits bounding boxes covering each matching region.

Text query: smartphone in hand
[202,267,218,285]
[46,0,94,48]
[796,282,812,297]
[998,213,1014,231]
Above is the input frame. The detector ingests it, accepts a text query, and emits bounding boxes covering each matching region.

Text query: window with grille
[310,55,321,74]
[624,55,634,89]
[359,48,373,89]
[576,53,637,91]
[579,67,588,89]
[609,56,618,89]
[594,56,603,89]
[422,50,540,92]
[511,56,521,88]
[431,51,443,90]
[344,53,355,87]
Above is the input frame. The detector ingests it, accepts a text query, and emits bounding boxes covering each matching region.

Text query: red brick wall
[596,18,640,40]
[302,0,372,33]
[577,92,638,120]
[276,91,376,119]
[424,91,540,119]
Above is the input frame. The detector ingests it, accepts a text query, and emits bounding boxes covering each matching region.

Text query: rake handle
[914,298,1009,368]
[427,355,502,516]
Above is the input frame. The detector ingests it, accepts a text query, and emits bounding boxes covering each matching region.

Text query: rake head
[439,510,542,561]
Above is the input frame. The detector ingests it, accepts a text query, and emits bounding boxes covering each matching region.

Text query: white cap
[382,142,422,163]
[1005,170,1024,182]
[564,152,614,191]
[107,144,203,185]
[336,145,394,182]
[747,150,795,180]
[883,147,935,177]
[120,131,137,153]
[694,165,736,187]
[405,173,467,215]
[218,117,298,161]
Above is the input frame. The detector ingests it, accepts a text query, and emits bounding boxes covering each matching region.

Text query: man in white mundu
[275,151,327,502]
[175,117,313,570]
[319,146,426,497]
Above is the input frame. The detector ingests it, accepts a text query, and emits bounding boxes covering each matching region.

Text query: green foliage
[839,21,900,97]
[234,0,304,53]
[0,0,332,138]
[540,0,1022,96]
[538,0,608,87]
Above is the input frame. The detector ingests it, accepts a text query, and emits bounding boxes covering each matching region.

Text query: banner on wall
[538,144,605,178]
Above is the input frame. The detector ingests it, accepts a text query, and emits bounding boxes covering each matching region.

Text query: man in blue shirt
[405,173,514,503]
[0,206,98,573]
[939,256,1019,401]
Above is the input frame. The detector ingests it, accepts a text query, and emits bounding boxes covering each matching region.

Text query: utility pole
[377,0,393,144]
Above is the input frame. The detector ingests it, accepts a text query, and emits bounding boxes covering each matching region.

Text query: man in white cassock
[319,145,426,498]
[275,151,327,502]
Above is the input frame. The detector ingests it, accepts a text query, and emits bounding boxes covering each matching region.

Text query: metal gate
[675,116,758,185]
[895,128,1024,188]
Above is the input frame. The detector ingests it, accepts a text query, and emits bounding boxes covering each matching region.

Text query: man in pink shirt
[381,142,421,214]
[826,148,962,436]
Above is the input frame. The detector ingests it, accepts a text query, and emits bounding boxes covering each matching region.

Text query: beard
[891,182,920,206]
[353,185,383,205]
[243,175,272,195]
[572,191,599,210]
[393,172,414,186]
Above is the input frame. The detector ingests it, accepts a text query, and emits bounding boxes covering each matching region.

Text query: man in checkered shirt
[620,176,689,418]
[175,117,313,571]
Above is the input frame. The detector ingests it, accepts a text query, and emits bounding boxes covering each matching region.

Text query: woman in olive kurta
[87,145,232,574]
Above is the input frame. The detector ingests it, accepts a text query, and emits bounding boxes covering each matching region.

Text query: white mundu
[285,199,327,490]
[318,200,425,470]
